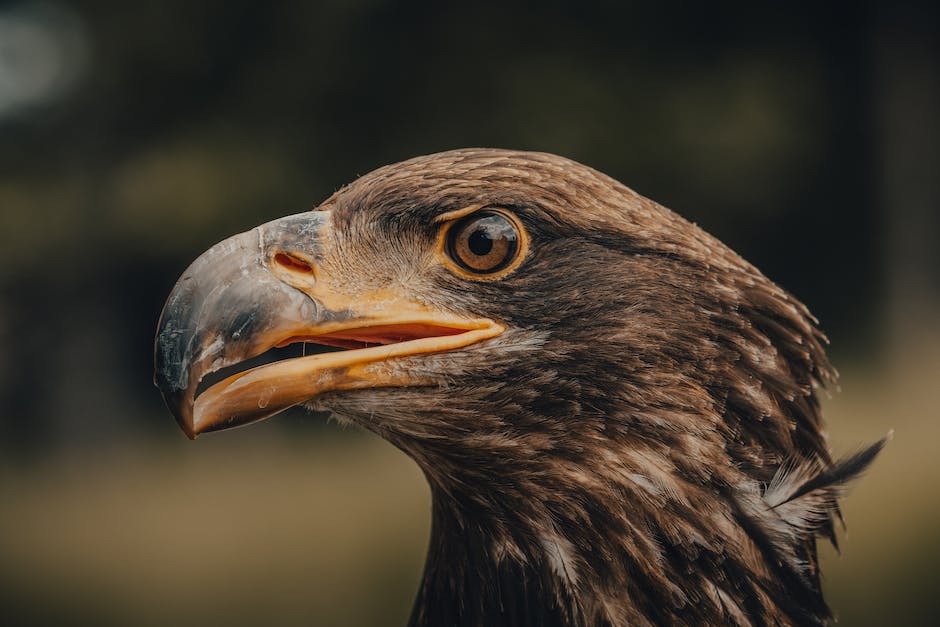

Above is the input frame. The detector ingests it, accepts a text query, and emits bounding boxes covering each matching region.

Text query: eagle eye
[444,210,524,277]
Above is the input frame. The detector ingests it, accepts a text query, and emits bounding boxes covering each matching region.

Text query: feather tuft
[763,434,890,538]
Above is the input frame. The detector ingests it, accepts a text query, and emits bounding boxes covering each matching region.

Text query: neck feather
[402,429,840,627]
[408,490,583,627]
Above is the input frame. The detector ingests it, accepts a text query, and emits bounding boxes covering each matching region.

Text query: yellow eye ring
[437,208,529,280]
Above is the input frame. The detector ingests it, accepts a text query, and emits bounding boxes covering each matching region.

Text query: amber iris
[446,211,520,274]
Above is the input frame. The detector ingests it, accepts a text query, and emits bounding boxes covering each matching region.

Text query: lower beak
[154,211,502,439]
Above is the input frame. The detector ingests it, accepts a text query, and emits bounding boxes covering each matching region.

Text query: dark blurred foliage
[0,1,937,625]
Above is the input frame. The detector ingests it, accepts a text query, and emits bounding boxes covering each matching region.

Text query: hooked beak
[154,211,503,439]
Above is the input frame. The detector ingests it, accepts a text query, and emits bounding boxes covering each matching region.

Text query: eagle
[155,148,885,626]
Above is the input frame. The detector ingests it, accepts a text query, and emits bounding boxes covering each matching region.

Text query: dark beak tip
[158,387,198,440]
[176,414,198,440]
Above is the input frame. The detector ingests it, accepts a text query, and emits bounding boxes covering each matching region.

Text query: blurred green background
[1,1,937,625]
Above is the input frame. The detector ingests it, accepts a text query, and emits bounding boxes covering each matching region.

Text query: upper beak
[154,211,502,439]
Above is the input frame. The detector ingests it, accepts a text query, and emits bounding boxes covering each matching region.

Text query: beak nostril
[273,252,314,274]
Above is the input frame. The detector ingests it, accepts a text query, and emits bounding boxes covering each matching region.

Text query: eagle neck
[407,487,585,627]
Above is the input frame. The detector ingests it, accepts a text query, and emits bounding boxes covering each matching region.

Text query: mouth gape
[186,318,504,438]
[196,322,473,402]
[277,322,470,350]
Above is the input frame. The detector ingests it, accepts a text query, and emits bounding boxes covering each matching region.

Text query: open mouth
[184,318,503,438]
[275,322,470,350]
[194,322,471,402]
[194,341,344,401]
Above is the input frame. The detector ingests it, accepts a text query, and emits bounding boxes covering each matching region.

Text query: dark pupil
[468,228,494,256]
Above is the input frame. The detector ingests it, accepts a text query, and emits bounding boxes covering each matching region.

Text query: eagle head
[155,149,885,626]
